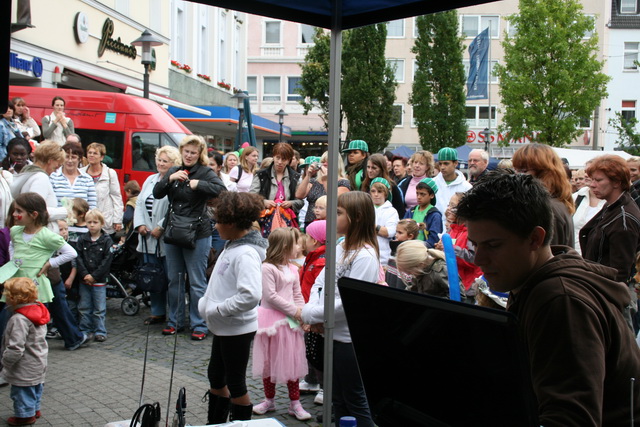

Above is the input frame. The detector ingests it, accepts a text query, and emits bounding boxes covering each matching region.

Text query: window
[507,20,518,38]
[115,0,129,15]
[393,104,404,127]
[150,0,162,32]
[300,24,315,44]
[387,19,404,38]
[174,4,185,63]
[387,59,405,83]
[583,14,595,39]
[465,105,496,127]
[219,11,227,82]
[461,15,499,38]
[265,21,281,44]
[247,76,257,101]
[413,17,419,38]
[621,0,637,14]
[624,42,639,70]
[75,130,124,169]
[578,117,591,128]
[288,77,302,101]
[263,76,281,102]
[131,132,178,172]
[198,8,210,75]
[622,100,637,123]
[462,60,499,83]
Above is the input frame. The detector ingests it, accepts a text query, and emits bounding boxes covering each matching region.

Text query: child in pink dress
[252,228,311,421]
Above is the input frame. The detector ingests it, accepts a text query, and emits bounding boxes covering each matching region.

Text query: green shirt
[412,205,433,241]
[0,226,66,303]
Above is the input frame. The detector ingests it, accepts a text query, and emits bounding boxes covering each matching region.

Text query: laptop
[339,277,539,427]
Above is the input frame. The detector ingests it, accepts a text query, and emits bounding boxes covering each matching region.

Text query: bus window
[132,132,184,172]
[76,129,125,169]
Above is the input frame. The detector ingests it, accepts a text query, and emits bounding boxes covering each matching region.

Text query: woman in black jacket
[153,135,226,340]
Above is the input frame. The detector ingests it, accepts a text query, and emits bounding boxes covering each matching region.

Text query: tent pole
[323,2,342,424]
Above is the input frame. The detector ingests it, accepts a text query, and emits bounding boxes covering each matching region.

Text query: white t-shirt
[229,166,253,193]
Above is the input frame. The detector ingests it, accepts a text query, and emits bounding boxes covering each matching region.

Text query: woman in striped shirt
[50,142,97,209]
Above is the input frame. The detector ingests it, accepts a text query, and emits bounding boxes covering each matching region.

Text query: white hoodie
[433,170,472,229]
[198,230,268,336]
[375,200,399,266]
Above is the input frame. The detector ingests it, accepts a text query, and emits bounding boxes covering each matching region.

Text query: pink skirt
[252,306,308,383]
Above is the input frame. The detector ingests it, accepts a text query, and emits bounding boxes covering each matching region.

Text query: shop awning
[166,105,291,138]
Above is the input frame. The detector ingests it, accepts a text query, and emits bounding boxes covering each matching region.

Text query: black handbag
[135,238,167,293]
[163,211,200,249]
[304,331,324,371]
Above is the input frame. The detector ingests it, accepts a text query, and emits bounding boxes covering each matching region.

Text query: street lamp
[480,127,492,153]
[275,109,288,143]
[232,91,249,150]
[131,30,163,99]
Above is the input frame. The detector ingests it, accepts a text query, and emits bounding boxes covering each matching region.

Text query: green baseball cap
[437,147,458,162]
[418,177,438,206]
[342,140,369,153]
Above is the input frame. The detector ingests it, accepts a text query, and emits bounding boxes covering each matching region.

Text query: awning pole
[323,0,342,424]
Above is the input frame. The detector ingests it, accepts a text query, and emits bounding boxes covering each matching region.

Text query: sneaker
[288,401,312,421]
[299,379,320,393]
[35,411,41,419]
[67,333,91,351]
[94,335,107,342]
[314,389,324,405]
[46,328,62,340]
[7,416,36,426]
[162,326,184,335]
[252,399,276,415]
[191,331,207,341]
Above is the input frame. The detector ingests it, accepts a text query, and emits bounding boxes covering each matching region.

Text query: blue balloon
[441,234,461,302]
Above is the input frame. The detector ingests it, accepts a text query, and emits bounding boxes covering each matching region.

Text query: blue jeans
[47,280,85,349]
[210,227,227,254]
[333,341,374,427]
[165,236,211,334]
[140,253,167,317]
[10,383,43,418]
[78,283,107,336]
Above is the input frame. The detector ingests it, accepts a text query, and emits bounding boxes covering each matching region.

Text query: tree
[410,11,467,152]
[298,25,397,153]
[495,0,610,147]
[341,24,397,153]
[609,112,640,156]
[298,29,334,127]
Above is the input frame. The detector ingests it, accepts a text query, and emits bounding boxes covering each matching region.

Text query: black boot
[203,391,230,425]
[229,403,253,421]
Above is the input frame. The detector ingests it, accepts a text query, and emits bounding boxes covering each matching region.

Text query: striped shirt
[50,169,98,209]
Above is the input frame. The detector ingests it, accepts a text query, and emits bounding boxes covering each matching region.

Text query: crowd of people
[0,96,639,425]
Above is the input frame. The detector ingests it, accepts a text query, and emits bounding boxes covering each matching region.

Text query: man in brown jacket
[457,172,640,427]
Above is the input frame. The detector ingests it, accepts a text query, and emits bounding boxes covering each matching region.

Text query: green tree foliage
[609,112,640,156]
[341,24,397,153]
[410,11,467,152]
[495,0,610,147]
[298,25,397,153]
[298,29,334,127]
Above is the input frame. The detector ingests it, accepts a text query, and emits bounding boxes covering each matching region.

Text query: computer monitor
[339,277,539,427]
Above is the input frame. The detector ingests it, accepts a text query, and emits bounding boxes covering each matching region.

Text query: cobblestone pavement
[0,298,322,427]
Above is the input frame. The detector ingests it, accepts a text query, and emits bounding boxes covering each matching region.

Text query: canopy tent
[552,147,632,169]
[391,145,417,159]
[183,1,499,422]
[1,2,498,423]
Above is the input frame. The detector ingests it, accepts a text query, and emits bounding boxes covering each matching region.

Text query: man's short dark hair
[457,172,554,245]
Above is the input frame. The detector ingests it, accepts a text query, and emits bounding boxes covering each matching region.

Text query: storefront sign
[97,18,137,59]
[467,129,539,145]
[9,52,43,78]
[74,12,89,44]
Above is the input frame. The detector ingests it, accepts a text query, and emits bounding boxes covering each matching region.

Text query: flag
[467,28,490,100]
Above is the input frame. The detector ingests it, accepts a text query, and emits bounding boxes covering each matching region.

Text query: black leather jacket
[153,162,226,239]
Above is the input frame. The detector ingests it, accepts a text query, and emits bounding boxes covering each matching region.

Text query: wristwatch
[376,225,381,233]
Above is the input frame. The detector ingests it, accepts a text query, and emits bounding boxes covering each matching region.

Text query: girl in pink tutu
[252,228,311,421]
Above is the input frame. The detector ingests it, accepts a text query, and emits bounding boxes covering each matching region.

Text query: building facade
[603,0,640,150]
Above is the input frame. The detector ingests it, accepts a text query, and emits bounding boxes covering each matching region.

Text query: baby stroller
[106,231,149,316]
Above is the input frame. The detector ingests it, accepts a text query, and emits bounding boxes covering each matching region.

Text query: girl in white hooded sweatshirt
[369,178,399,267]
[198,192,268,424]
[302,191,380,427]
